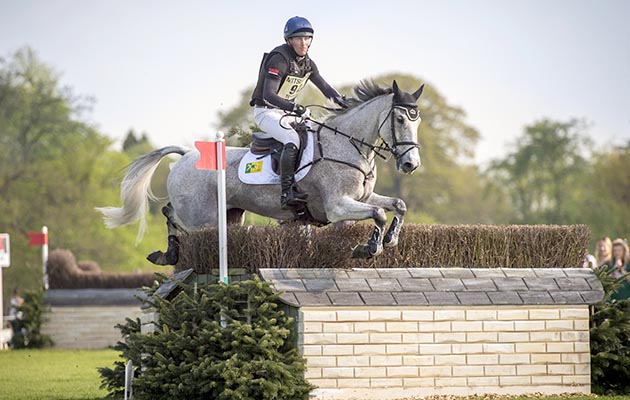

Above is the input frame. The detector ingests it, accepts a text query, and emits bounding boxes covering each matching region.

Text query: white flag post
[0,233,10,345]
[194,133,229,328]
[124,359,133,400]
[216,132,228,286]
[42,226,49,290]
[194,132,229,283]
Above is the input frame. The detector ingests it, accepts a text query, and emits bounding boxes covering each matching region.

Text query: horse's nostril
[403,162,416,172]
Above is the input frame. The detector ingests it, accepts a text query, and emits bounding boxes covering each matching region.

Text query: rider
[250,16,347,209]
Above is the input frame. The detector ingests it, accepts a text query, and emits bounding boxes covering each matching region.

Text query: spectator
[8,288,24,344]
[610,239,630,300]
[595,237,613,267]
[583,252,597,269]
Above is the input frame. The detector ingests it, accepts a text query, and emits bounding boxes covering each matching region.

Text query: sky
[1,0,629,165]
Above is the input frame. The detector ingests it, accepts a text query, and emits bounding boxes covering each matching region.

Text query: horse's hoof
[352,244,382,259]
[383,236,398,248]
[352,245,372,259]
[147,251,167,265]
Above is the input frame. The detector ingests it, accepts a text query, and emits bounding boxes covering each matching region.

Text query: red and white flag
[195,141,226,170]
[27,232,48,247]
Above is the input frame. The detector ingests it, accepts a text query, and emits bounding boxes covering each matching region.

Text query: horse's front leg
[326,196,387,258]
[365,193,406,248]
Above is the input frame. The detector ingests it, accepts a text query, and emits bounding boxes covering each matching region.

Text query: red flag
[27,232,48,246]
[195,141,226,170]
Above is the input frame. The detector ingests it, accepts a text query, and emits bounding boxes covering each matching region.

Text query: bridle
[376,101,422,160]
[278,95,421,182]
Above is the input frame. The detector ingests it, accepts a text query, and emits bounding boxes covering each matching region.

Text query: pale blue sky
[1,0,629,164]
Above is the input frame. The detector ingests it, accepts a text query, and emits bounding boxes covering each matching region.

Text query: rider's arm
[309,61,341,99]
[262,54,297,112]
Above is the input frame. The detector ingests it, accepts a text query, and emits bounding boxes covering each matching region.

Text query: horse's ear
[413,84,425,101]
[392,80,400,95]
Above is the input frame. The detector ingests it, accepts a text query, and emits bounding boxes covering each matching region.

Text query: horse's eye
[397,116,405,123]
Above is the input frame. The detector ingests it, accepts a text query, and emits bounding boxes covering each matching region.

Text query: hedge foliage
[47,249,155,289]
[590,266,630,394]
[99,277,313,400]
[176,223,590,273]
[10,290,53,349]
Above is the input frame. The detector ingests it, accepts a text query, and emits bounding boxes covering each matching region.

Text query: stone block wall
[42,305,144,349]
[298,305,590,399]
[42,288,144,349]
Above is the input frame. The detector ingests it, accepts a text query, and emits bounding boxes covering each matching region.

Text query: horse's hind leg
[227,208,245,225]
[147,202,184,266]
[365,193,407,248]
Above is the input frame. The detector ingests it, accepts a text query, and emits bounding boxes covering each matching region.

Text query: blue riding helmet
[284,16,314,39]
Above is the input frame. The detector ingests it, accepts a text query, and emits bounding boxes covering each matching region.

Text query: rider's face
[288,36,312,56]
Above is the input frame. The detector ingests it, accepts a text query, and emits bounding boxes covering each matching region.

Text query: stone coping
[259,268,604,307]
[45,288,144,306]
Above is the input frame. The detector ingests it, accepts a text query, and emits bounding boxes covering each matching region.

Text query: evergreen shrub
[590,266,630,394]
[10,290,53,349]
[99,276,313,400]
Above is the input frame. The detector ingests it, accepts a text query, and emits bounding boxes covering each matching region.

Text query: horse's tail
[95,146,188,244]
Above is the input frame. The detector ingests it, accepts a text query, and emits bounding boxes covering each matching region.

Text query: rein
[283,100,420,181]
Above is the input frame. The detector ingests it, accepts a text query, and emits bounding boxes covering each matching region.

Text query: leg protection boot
[279,143,308,209]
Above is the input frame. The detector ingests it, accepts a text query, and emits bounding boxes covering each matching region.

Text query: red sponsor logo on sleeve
[267,68,279,76]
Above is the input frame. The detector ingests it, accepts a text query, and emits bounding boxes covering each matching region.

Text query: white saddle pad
[238,132,315,185]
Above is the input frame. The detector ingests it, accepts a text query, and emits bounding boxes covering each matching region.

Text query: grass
[0,349,118,400]
[1,349,630,400]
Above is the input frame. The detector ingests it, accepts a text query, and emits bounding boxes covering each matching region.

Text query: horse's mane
[327,79,393,118]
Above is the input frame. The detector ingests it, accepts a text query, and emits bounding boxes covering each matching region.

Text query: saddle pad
[238,132,314,185]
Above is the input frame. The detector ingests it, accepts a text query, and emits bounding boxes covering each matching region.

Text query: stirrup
[281,188,308,209]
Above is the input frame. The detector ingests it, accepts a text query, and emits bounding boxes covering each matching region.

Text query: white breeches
[253,106,301,146]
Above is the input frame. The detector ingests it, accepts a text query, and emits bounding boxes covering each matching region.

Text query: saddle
[249,121,321,224]
[250,122,310,175]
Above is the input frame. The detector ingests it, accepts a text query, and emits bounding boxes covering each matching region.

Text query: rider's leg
[278,142,308,208]
[254,107,308,208]
[253,107,300,145]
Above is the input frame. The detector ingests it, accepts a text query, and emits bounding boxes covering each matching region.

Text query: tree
[580,144,630,241]
[0,47,170,302]
[487,118,592,224]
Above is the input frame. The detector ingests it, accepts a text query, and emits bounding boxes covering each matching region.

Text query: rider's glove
[293,103,307,116]
[333,95,349,109]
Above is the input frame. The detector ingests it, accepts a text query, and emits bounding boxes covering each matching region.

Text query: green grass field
[0,349,118,400]
[0,349,629,400]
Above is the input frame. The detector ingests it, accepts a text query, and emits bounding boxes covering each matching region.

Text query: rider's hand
[293,103,307,116]
[333,95,349,109]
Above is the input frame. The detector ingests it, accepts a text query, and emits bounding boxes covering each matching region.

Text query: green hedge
[590,266,630,394]
[10,290,52,349]
[176,223,590,273]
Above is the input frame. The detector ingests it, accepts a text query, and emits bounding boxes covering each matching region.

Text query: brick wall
[42,306,143,349]
[298,305,590,399]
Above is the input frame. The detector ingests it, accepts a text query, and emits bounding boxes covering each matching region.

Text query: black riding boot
[280,143,308,209]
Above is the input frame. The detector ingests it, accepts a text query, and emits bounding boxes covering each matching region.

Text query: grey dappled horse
[97,80,424,264]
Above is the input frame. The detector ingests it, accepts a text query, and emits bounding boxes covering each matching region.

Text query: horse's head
[379,80,424,174]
